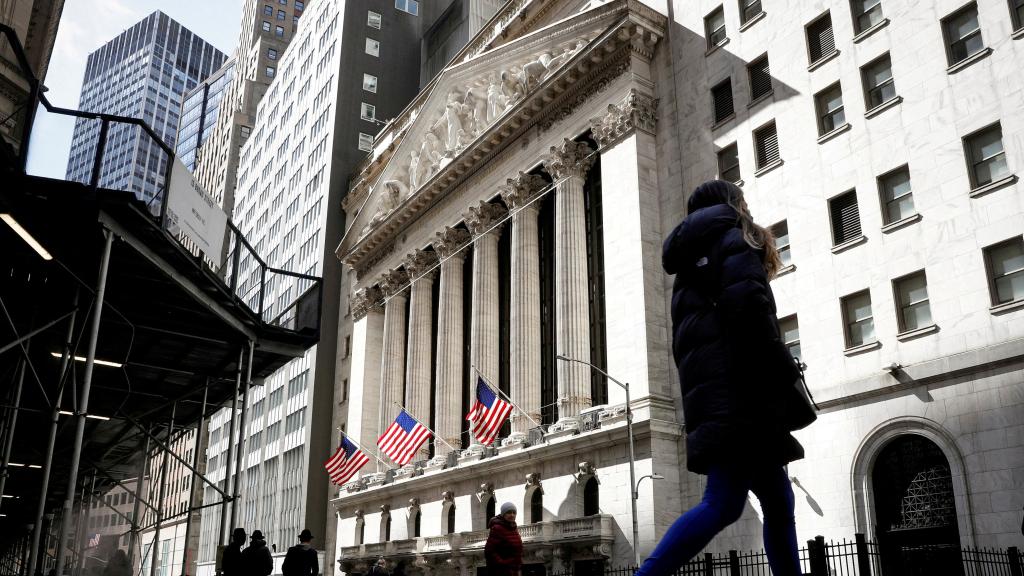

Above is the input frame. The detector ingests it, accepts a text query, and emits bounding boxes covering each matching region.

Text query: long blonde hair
[688,180,782,279]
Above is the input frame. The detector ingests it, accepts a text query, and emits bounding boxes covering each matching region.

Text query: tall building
[0,0,64,160]
[63,11,226,201]
[76,477,147,574]
[332,0,1024,574]
[195,1,502,574]
[176,58,237,172]
[139,427,206,576]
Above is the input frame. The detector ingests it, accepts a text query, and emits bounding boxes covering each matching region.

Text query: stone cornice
[499,171,548,209]
[543,138,596,180]
[352,286,384,321]
[434,226,472,259]
[589,88,659,149]
[463,201,509,236]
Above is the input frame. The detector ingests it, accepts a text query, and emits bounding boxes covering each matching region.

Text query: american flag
[466,377,513,446]
[377,410,431,466]
[87,533,101,548]
[324,437,370,485]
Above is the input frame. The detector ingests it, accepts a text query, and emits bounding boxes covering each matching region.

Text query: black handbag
[785,357,819,430]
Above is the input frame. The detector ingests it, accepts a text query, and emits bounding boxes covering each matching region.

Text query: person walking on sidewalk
[282,529,319,576]
[241,530,274,576]
[221,528,246,576]
[642,180,807,576]
[485,502,523,576]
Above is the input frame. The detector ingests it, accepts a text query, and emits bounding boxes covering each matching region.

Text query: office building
[176,58,236,172]
[333,0,1024,573]
[63,11,226,201]
[77,477,147,574]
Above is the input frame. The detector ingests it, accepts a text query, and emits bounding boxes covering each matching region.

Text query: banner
[167,158,228,266]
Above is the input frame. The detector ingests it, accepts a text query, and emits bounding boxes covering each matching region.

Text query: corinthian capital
[379,268,409,298]
[589,89,659,148]
[434,226,471,259]
[352,286,384,320]
[499,171,548,209]
[403,248,439,279]
[543,138,596,180]
[463,200,508,236]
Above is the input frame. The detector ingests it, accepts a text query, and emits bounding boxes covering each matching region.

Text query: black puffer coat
[663,193,804,474]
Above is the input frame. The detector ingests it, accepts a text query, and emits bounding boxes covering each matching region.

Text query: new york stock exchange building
[330,0,1024,573]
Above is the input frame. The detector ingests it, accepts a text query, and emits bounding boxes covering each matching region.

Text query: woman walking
[485,503,523,576]
[640,180,806,576]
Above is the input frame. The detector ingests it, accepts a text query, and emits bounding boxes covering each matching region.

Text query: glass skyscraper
[64,11,226,201]
[176,58,236,172]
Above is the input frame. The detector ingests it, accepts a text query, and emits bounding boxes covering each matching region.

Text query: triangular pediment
[339,0,637,259]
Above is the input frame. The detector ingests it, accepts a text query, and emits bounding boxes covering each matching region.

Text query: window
[717,143,740,183]
[275,25,285,36]
[358,133,374,151]
[771,221,791,267]
[264,5,273,16]
[815,83,846,135]
[365,38,380,56]
[943,4,984,65]
[747,54,772,100]
[894,271,932,332]
[367,10,382,28]
[268,48,278,60]
[362,73,378,93]
[240,125,251,138]
[964,123,1009,189]
[806,12,836,65]
[277,9,286,19]
[753,121,780,169]
[985,237,1024,305]
[829,190,862,246]
[739,0,763,24]
[779,315,800,360]
[1012,0,1024,31]
[395,0,419,15]
[360,103,376,122]
[711,78,734,124]
[852,0,884,34]
[262,20,272,32]
[862,54,896,109]
[705,6,727,49]
[266,66,275,78]
[295,0,304,8]
[878,166,914,224]
[842,290,875,348]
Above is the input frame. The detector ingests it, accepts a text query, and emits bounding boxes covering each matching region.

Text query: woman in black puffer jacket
[637,180,804,576]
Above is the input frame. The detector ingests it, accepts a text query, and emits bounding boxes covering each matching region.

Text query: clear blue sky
[25,0,243,178]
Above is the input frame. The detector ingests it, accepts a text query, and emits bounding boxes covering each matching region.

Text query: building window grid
[717,143,740,183]
[815,83,846,135]
[739,0,763,24]
[878,165,915,224]
[893,271,932,333]
[705,6,727,49]
[862,54,896,109]
[806,12,836,64]
[985,237,1024,306]
[964,124,1009,189]
[842,290,876,348]
[852,0,884,33]
[943,4,984,65]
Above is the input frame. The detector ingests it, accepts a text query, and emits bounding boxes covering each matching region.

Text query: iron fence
[551,534,1023,576]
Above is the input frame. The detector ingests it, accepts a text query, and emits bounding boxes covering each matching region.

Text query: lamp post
[555,354,642,564]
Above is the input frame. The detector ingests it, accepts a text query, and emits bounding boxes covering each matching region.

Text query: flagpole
[390,401,458,452]
[336,426,391,468]
[471,365,544,430]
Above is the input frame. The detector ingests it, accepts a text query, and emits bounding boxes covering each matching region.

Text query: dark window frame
[861,53,896,110]
[747,53,772,100]
[705,6,728,50]
[753,120,780,169]
[739,0,763,24]
[962,122,1009,189]
[841,289,875,348]
[771,220,791,267]
[805,11,836,65]
[941,3,984,66]
[828,189,862,246]
[814,82,846,135]
[851,0,884,34]
[717,143,741,183]
[984,237,1024,306]
[892,270,932,333]
[877,164,915,225]
[1012,0,1024,31]
[711,77,735,124]
[778,314,800,361]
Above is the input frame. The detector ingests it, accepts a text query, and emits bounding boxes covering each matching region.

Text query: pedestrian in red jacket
[485,503,523,576]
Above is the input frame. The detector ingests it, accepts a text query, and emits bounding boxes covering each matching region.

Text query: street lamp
[555,354,642,564]
[635,473,665,499]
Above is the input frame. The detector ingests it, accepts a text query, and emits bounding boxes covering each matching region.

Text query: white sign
[167,158,228,266]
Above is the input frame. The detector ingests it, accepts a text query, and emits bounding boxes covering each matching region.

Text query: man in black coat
[241,530,273,576]
[282,529,319,576]
[221,528,246,576]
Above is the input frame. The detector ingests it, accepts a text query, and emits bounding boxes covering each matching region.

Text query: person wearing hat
[282,529,319,576]
[241,530,273,576]
[221,528,246,576]
[485,503,523,576]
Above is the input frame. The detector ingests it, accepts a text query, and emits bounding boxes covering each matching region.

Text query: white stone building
[332,0,1024,573]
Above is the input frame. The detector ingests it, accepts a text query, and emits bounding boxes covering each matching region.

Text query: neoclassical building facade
[332,0,1024,573]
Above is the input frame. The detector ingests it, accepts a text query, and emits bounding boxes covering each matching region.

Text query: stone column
[543,138,596,433]
[499,172,547,441]
[464,200,508,445]
[378,268,409,438]
[433,226,471,455]
[403,249,438,462]
[347,286,385,472]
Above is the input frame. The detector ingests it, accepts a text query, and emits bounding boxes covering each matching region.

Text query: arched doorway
[583,477,599,516]
[530,488,543,523]
[872,434,962,575]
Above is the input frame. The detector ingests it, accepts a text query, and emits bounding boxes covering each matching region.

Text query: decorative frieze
[589,88,659,148]
[542,139,596,180]
[352,286,384,321]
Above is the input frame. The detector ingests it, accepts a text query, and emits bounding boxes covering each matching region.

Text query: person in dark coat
[241,530,274,576]
[368,557,389,576]
[637,180,805,576]
[282,529,319,576]
[485,502,523,576]
[222,528,246,576]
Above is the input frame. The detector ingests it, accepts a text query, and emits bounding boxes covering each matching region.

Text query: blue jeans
[636,465,801,576]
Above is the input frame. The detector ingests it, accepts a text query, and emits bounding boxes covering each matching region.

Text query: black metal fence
[553,534,1023,576]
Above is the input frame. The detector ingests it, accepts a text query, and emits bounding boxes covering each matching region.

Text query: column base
[498,433,529,453]
[546,417,580,440]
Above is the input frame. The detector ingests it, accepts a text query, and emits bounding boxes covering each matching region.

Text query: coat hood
[662,203,738,274]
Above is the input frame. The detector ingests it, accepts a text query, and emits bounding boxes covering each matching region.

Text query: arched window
[414,510,421,537]
[485,495,496,520]
[447,505,456,534]
[583,477,599,516]
[530,489,543,523]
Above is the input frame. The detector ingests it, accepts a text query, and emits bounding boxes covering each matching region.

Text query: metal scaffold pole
[216,347,242,566]
[180,383,207,576]
[228,341,253,533]
[149,404,175,576]
[127,427,151,570]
